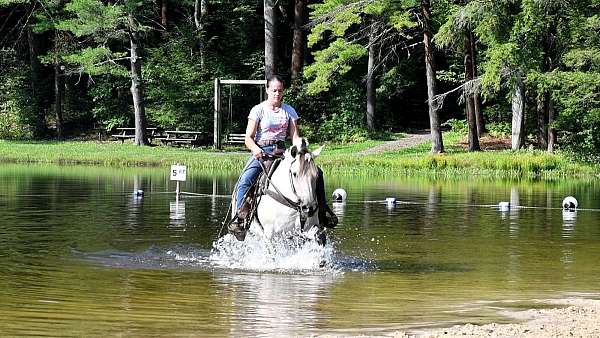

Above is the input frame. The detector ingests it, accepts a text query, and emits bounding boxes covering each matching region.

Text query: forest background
[1,0,599,161]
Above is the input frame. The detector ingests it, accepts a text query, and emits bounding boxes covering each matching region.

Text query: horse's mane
[297,147,319,181]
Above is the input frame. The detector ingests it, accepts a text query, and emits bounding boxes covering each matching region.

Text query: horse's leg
[316,168,338,229]
[248,221,284,261]
[316,226,327,246]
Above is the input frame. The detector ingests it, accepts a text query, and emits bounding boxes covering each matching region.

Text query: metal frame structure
[213,78,267,149]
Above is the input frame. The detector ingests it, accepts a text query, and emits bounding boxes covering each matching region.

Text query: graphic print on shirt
[249,103,298,142]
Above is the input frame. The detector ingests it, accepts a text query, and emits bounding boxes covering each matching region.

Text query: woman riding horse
[228,75,337,241]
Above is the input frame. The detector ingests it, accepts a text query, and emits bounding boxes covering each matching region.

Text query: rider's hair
[266,74,285,89]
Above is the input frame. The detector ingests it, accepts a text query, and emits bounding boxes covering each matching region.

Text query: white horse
[231,139,325,244]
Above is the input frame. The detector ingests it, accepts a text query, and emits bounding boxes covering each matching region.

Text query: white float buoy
[498,201,510,211]
[385,197,396,208]
[562,196,578,211]
[133,189,144,197]
[332,188,347,202]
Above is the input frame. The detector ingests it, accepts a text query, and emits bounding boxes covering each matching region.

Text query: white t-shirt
[248,102,299,142]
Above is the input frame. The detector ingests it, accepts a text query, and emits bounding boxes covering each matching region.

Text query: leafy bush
[88,75,131,128]
[541,71,600,157]
[441,118,468,135]
[144,35,213,131]
[487,122,512,138]
[483,103,512,124]
[0,49,31,139]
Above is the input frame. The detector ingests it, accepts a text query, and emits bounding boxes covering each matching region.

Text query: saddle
[247,156,282,216]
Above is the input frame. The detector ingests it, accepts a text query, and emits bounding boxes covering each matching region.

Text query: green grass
[317,139,386,155]
[0,135,598,179]
[0,140,247,170]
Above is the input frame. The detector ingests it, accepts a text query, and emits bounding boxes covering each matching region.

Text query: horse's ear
[290,145,298,158]
[293,138,309,150]
[312,145,324,158]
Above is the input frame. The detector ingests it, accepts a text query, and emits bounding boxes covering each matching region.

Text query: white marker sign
[170,164,187,181]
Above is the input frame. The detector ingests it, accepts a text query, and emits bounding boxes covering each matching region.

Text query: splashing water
[209,233,337,273]
[77,233,370,273]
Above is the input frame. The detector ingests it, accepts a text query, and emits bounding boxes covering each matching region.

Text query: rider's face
[266,80,284,107]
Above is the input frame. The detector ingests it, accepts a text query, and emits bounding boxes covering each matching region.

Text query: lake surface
[1,163,600,336]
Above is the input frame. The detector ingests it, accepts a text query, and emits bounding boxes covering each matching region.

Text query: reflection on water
[2,164,600,336]
[332,201,346,221]
[215,272,337,337]
[169,200,186,228]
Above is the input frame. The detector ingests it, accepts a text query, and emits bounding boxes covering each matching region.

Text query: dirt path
[358,130,431,155]
[392,298,600,338]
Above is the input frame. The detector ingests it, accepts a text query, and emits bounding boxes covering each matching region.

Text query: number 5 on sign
[170,164,187,181]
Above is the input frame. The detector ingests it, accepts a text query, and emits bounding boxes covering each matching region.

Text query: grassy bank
[0,136,597,179]
[0,140,247,170]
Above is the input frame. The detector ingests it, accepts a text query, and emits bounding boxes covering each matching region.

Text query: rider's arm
[245,119,263,159]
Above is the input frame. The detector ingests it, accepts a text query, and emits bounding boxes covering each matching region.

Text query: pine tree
[57,0,152,145]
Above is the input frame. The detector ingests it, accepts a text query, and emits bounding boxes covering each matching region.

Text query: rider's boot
[228,202,250,241]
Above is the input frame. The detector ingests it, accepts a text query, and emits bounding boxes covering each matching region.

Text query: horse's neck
[271,158,316,206]
[269,160,294,196]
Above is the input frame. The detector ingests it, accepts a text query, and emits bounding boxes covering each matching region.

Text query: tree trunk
[194,0,202,29]
[54,62,64,140]
[469,30,485,135]
[366,31,376,132]
[511,72,525,150]
[128,13,149,146]
[536,92,548,149]
[464,30,480,151]
[543,26,556,152]
[547,99,555,152]
[194,0,208,29]
[264,0,277,78]
[291,0,306,81]
[27,27,47,138]
[161,0,168,28]
[422,0,444,153]
[194,0,208,68]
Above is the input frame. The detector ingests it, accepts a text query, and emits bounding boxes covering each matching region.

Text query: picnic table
[224,133,246,145]
[111,127,160,143]
[157,130,207,147]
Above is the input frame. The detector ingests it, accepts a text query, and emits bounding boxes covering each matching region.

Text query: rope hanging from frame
[227,85,233,131]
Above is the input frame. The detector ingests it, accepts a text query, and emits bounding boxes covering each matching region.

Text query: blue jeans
[235,145,275,210]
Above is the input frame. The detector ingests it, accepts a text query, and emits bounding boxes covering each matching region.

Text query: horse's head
[288,138,323,161]
[283,138,323,206]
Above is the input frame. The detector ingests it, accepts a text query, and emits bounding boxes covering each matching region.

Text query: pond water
[1,163,600,336]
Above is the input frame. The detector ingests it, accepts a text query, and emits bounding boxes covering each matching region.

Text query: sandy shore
[394,298,600,338]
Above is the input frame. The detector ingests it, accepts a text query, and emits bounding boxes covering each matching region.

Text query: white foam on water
[209,232,337,273]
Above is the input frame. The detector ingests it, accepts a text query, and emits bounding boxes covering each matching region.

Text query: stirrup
[227,217,248,241]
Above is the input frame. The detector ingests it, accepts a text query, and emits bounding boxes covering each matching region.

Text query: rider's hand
[252,147,264,159]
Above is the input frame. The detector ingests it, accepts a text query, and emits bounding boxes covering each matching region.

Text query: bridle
[258,153,319,231]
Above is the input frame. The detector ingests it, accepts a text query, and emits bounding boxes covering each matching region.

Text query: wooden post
[214,78,221,149]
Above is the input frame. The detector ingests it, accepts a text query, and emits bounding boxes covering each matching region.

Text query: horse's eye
[293,172,297,177]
